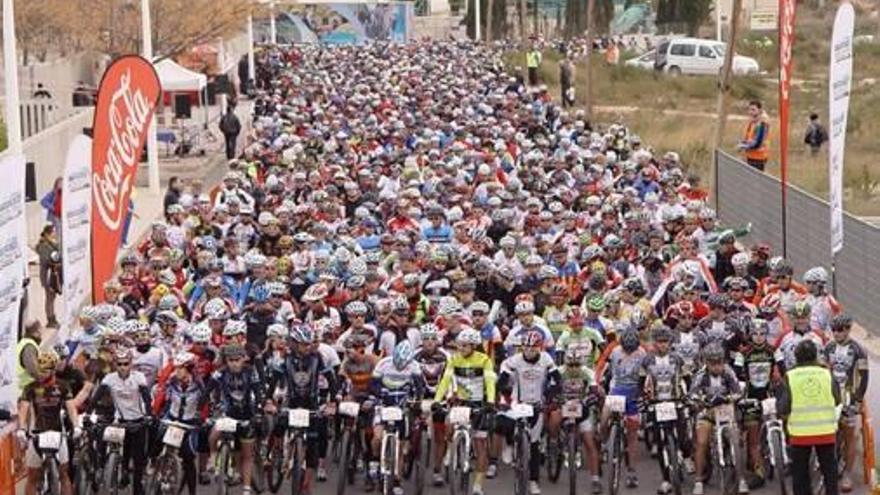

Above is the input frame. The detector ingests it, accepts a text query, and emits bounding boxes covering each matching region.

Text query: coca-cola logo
[778,0,796,102]
[92,68,156,230]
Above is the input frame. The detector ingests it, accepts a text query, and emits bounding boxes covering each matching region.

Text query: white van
[653,37,759,76]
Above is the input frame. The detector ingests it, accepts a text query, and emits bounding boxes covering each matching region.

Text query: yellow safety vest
[786,365,837,438]
[16,337,39,392]
[526,51,540,68]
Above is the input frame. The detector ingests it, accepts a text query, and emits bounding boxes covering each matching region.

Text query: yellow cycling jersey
[434,351,497,403]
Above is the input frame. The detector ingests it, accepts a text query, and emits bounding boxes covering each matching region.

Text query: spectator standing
[39,177,63,245]
[219,105,242,160]
[778,340,840,495]
[738,99,771,171]
[164,176,182,211]
[804,113,828,156]
[33,83,52,99]
[526,44,542,86]
[16,320,43,393]
[35,225,62,328]
[559,57,575,108]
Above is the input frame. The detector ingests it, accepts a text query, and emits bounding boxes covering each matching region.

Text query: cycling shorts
[609,384,641,417]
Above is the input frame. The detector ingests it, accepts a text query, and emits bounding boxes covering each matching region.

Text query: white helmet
[204,298,229,320]
[731,252,750,268]
[267,323,288,338]
[455,328,482,346]
[803,266,828,285]
[223,320,247,337]
[189,323,212,344]
[174,351,197,367]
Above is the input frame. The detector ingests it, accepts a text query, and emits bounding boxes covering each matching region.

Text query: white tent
[155,59,207,92]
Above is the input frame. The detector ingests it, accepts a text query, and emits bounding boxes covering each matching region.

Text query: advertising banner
[0,154,26,408]
[62,135,93,339]
[829,2,854,255]
[778,0,796,217]
[90,55,161,303]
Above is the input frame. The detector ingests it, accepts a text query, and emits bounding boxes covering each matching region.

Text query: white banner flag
[0,153,27,409]
[829,3,854,256]
[62,135,93,341]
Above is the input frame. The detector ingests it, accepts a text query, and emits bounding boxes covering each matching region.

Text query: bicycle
[402,400,434,495]
[256,413,286,494]
[646,400,687,495]
[213,416,254,495]
[443,404,481,495]
[150,419,197,495]
[282,407,322,495]
[604,394,629,495]
[707,401,740,495]
[73,414,105,495]
[335,400,369,495]
[749,397,789,495]
[559,398,591,495]
[377,403,409,495]
[27,430,65,495]
[101,420,146,495]
[503,402,539,495]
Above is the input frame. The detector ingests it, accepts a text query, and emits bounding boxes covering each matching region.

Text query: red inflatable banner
[90,55,161,303]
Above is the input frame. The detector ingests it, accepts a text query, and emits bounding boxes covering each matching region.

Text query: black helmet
[702,343,725,363]
[830,314,853,332]
[619,328,641,353]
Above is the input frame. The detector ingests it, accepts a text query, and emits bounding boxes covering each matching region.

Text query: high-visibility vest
[526,51,540,68]
[16,337,39,391]
[787,365,837,438]
[743,118,770,161]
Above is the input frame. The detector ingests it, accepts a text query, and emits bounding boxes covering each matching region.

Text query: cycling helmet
[37,350,59,371]
[603,234,623,249]
[564,347,586,365]
[665,301,695,322]
[158,269,177,286]
[776,262,794,277]
[567,307,585,324]
[652,325,674,343]
[267,323,288,338]
[420,323,439,340]
[731,252,750,269]
[767,256,786,273]
[758,293,781,316]
[205,298,230,320]
[803,267,829,285]
[455,328,482,347]
[189,323,212,344]
[174,351,197,368]
[702,343,725,363]
[586,295,606,312]
[52,343,70,361]
[346,301,369,316]
[619,329,641,353]
[469,301,490,315]
[223,320,247,337]
[623,277,644,293]
[114,348,133,362]
[581,244,605,261]
[514,298,535,314]
[521,329,545,348]
[831,314,853,332]
[392,341,415,369]
[628,308,648,329]
[80,305,100,322]
[751,319,769,337]
[290,325,314,344]
[158,294,180,311]
[344,333,371,350]
[392,296,410,315]
[155,311,179,326]
[539,265,559,280]
[788,300,811,318]
[723,277,748,291]
[105,316,127,336]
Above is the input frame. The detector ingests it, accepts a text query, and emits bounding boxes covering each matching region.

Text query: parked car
[626,38,760,76]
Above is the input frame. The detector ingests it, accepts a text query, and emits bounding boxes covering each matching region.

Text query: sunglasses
[116,362,131,367]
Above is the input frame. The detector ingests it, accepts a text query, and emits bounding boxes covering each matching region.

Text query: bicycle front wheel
[448,433,470,495]
[608,423,622,495]
[567,427,578,495]
[547,432,563,483]
[290,436,306,495]
[382,436,397,495]
[103,451,119,495]
[720,437,737,495]
[46,459,61,495]
[515,427,530,495]
[769,430,788,495]
[336,429,353,495]
[216,443,231,495]
[664,430,682,495]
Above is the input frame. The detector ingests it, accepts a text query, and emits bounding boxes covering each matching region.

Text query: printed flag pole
[778,0,796,258]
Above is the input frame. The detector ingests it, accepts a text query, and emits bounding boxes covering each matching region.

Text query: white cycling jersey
[499,352,556,404]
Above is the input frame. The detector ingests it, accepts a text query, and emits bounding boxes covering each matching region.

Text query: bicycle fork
[380,432,400,477]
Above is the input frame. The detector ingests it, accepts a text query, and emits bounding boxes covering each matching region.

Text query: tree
[657,0,712,35]
[12,0,255,62]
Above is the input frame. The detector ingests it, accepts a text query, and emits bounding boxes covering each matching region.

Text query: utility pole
[3,0,22,156]
[142,0,160,195]
[711,0,743,208]
[585,0,596,120]
[475,0,482,40]
[716,0,722,41]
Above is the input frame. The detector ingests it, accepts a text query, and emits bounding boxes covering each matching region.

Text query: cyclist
[802,266,841,336]
[556,307,603,367]
[689,343,747,495]
[496,329,560,495]
[369,341,426,494]
[207,344,264,495]
[601,328,646,488]
[152,351,210,495]
[433,328,497,495]
[18,350,81,495]
[131,319,167,388]
[733,318,778,481]
[413,323,451,486]
[265,325,337,494]
[557,344,603,493]
[823,314,869,492]
[338,332,380,490]
[775,301,826,374]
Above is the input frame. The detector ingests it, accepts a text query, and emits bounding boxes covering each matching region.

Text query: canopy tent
[155,59,207,92]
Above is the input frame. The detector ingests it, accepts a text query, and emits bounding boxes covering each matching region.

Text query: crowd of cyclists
[15,41,872,495]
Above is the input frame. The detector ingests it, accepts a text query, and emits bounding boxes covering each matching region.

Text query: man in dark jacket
[219,106,242,160]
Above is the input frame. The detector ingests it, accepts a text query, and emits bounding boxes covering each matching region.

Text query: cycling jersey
[556,328,603,367]
[689,365,741,403]
[733,343,775,398]
[341,354,379,400]
[22,379,72,432]
[434,351,497,403]
[209,367,264,419]
[557,364,596,402]
[153,376,209,422]
[774,329,826,373]
[132,345,167,388]
[672,328,706,375]
[640,352,684,401]
[414,348,449,395]
[268,351,336,409]
[498,352,559,404]
[607,346,646,389]
[805,293,841,335]
[98,371,151,421]
[371,357,425,406]
[823,339,869,398]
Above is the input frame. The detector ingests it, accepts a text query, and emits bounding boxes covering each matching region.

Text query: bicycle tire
[291,436,305,495]
[413,428,426,495]
[336,429,355,495]
[665,430,682,495]
[266,439,285,494]
[769,430,788,495]
[547,433,563,483]
[102,451,119,495]
[251,441,267,494]
[608,423,622,495]
[720,436,737,495]
[46,459,61,495]
[568,427,578,495]
[382,435,397,495]
[217,443,231,495]
[515,427,530,495]
[448,433,470,495]
[74,459,90,495]
[153,453,182,495]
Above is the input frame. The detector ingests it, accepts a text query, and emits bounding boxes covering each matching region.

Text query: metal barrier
[715,150,880,334]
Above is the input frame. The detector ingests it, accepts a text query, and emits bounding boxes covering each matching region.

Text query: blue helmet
[290,325,313,344]
[392,340,414,369]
